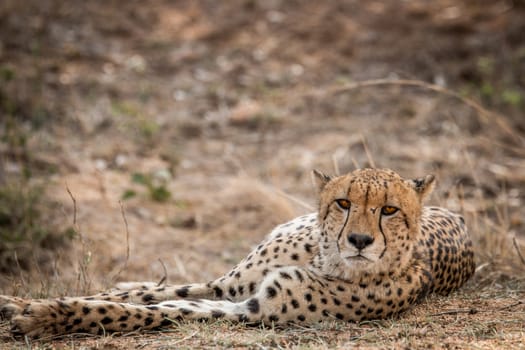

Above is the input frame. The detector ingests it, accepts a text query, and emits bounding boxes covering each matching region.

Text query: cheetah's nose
[347,233,374,250]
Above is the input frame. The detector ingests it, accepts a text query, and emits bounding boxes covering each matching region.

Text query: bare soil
[1,1,524,348]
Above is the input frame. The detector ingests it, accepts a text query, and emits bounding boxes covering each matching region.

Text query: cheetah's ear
[410,174,436,202]
[312,169,332,193]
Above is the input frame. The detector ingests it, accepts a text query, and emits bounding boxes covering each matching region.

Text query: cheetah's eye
[381,206,399,216]
[335,199,351,210]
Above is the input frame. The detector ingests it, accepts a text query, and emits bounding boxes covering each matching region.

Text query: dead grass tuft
[198,176,300,236]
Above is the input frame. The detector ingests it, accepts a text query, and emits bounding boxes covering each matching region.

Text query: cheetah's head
[313,168,435,279]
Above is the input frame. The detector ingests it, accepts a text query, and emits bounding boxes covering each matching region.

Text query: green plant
[473,55,524,109]
[122,171,172,203]
[0,180,74,274]
[501,89,523,107]
[111,100,160,144]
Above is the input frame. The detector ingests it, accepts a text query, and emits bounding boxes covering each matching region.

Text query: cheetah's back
[419,207,475,295]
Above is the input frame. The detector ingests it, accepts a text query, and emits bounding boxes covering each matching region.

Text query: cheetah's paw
[0,296,28,321]
[10,300,64,338]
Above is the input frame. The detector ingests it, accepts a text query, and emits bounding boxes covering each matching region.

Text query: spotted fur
[0,168,475,338]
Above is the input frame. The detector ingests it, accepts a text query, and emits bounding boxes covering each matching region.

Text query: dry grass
[1,287,524,349]
[1,1,525,348]
[1,109,523,348]
[2,102,524,349]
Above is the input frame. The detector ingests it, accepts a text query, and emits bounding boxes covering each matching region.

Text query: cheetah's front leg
[88,282,219,304]
[77,277,261,305]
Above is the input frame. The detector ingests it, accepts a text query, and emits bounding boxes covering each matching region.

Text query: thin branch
[272,188,315,211]
[120,200,130,270]
[350,155,360,170]
[65,183,77,228]
[431,300,524,317]
[513,237,525,265]
[330,79,488,119]
[13,251,28,289]
[323,79,523,144]
[166,330,199,345]
[331,153,340,176]
[430,308,478,316]
[360,134,376,169]
[497,300,523,311]
[157,258,168,287]
[66,183,91,294]
[94,169,108,202]
[112,201,131,283]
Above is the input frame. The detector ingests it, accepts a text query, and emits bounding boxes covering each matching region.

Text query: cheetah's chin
[349,257,370,263]
[341,254,375,266]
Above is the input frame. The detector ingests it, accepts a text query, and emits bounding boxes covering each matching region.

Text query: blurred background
[0,0,524,296]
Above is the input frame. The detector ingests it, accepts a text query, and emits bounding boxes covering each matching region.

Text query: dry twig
[66,183,91,294]
[430,308,478,316]
[273,188,314,211]
[66,184,77,228]
[13,252,28,289]
[497,300,523,311]
[513,237,525,266]
[431,300,524,317]
[157,258,168,287]
[360,134,376,169]
[111,201,131,283]
[322,79,523,144]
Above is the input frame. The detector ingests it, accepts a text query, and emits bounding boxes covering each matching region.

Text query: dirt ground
[1,0,524,349]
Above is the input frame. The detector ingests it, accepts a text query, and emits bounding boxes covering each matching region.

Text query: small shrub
[122,171,172,203]
[0,180,74,274]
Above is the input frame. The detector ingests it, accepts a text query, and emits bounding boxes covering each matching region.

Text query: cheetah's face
[313,168,435,277]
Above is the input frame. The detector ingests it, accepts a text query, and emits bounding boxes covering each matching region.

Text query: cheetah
[0,168,475,338]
